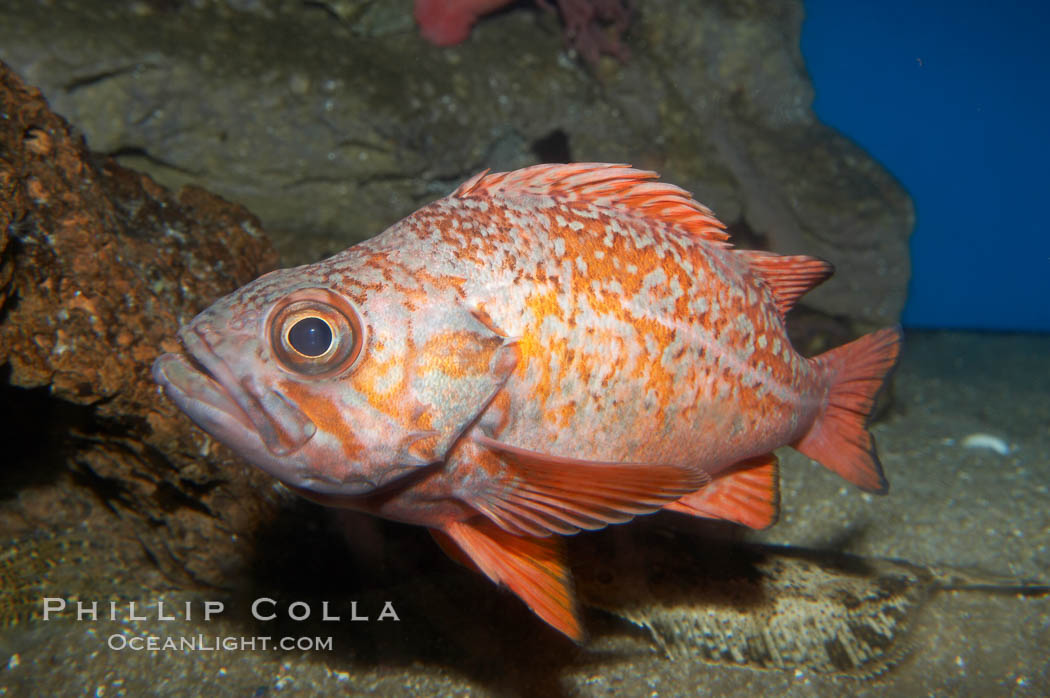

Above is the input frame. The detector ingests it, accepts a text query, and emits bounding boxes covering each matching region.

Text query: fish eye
[268,291,363,377]
[287,316,333,357]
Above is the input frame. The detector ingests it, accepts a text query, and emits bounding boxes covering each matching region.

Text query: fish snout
[177,327,317,457]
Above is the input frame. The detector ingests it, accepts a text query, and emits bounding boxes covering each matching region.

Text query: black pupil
[288,317,333,357]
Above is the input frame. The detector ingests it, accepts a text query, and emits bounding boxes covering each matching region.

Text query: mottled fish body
[154,164,901,639]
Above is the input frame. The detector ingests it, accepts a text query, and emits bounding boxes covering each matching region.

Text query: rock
[0,0,911,330]
[0,61,283,587]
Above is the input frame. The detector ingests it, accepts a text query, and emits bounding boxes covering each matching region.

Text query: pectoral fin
[468,435,709,537]
[664,452,780,529]
[439,517,583,641]
[403,307,519,464]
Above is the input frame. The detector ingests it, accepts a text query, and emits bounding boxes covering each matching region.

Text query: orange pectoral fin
[664,452,780,529]
[440,518,583,641]
[470,434,710,537]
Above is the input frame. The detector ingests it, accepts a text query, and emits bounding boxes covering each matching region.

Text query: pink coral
[414,0,516,46]
[414,0,633,67]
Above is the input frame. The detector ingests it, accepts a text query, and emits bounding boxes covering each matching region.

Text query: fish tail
[792,326,903,494]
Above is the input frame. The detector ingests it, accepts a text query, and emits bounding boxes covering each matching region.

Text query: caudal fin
[792,326,902,494]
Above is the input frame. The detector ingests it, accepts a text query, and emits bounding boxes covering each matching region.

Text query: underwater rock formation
[0,62,281,586]
[0,0,911,332]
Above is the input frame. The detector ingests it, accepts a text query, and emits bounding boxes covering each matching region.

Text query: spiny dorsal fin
[453,163,730,244]
[741,250,834,318]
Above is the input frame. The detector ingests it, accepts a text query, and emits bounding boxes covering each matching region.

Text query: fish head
[153,255,515,500]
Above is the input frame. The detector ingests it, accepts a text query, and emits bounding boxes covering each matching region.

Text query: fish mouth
[152,328,316,458]
[153,329,402,498]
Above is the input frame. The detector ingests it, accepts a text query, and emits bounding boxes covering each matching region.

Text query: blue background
[801,0,1049,331]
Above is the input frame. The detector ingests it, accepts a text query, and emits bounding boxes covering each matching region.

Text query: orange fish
[153,164,901,640]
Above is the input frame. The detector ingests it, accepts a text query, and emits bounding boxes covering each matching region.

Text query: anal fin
[664,453,780,529]
[440,517,583,641]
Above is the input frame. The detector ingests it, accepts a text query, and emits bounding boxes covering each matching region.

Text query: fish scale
[418,177,808,467]
[154,163,902,640]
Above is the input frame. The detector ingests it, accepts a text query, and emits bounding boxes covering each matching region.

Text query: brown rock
[0,61,282,586]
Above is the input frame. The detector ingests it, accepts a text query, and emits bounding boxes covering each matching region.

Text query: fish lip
[153,348,381,495]
[152,351,256,436]
[157,327,316,457]
[174,328,269,440]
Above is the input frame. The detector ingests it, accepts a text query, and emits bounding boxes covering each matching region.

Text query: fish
[152,163,902,640]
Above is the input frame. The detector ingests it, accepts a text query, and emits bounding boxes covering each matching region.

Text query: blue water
[802,0,1050,331]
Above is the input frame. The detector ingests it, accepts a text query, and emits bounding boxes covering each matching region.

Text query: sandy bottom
[2,330,1048,697]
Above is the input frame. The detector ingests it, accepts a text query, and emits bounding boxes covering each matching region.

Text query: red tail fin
[792,326,902,494]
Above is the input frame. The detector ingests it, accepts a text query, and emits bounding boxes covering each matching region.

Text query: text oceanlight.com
[107,634,333,652]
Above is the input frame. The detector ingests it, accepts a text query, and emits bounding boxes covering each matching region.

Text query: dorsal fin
[453,163,730,244]
[740,250,834,318]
